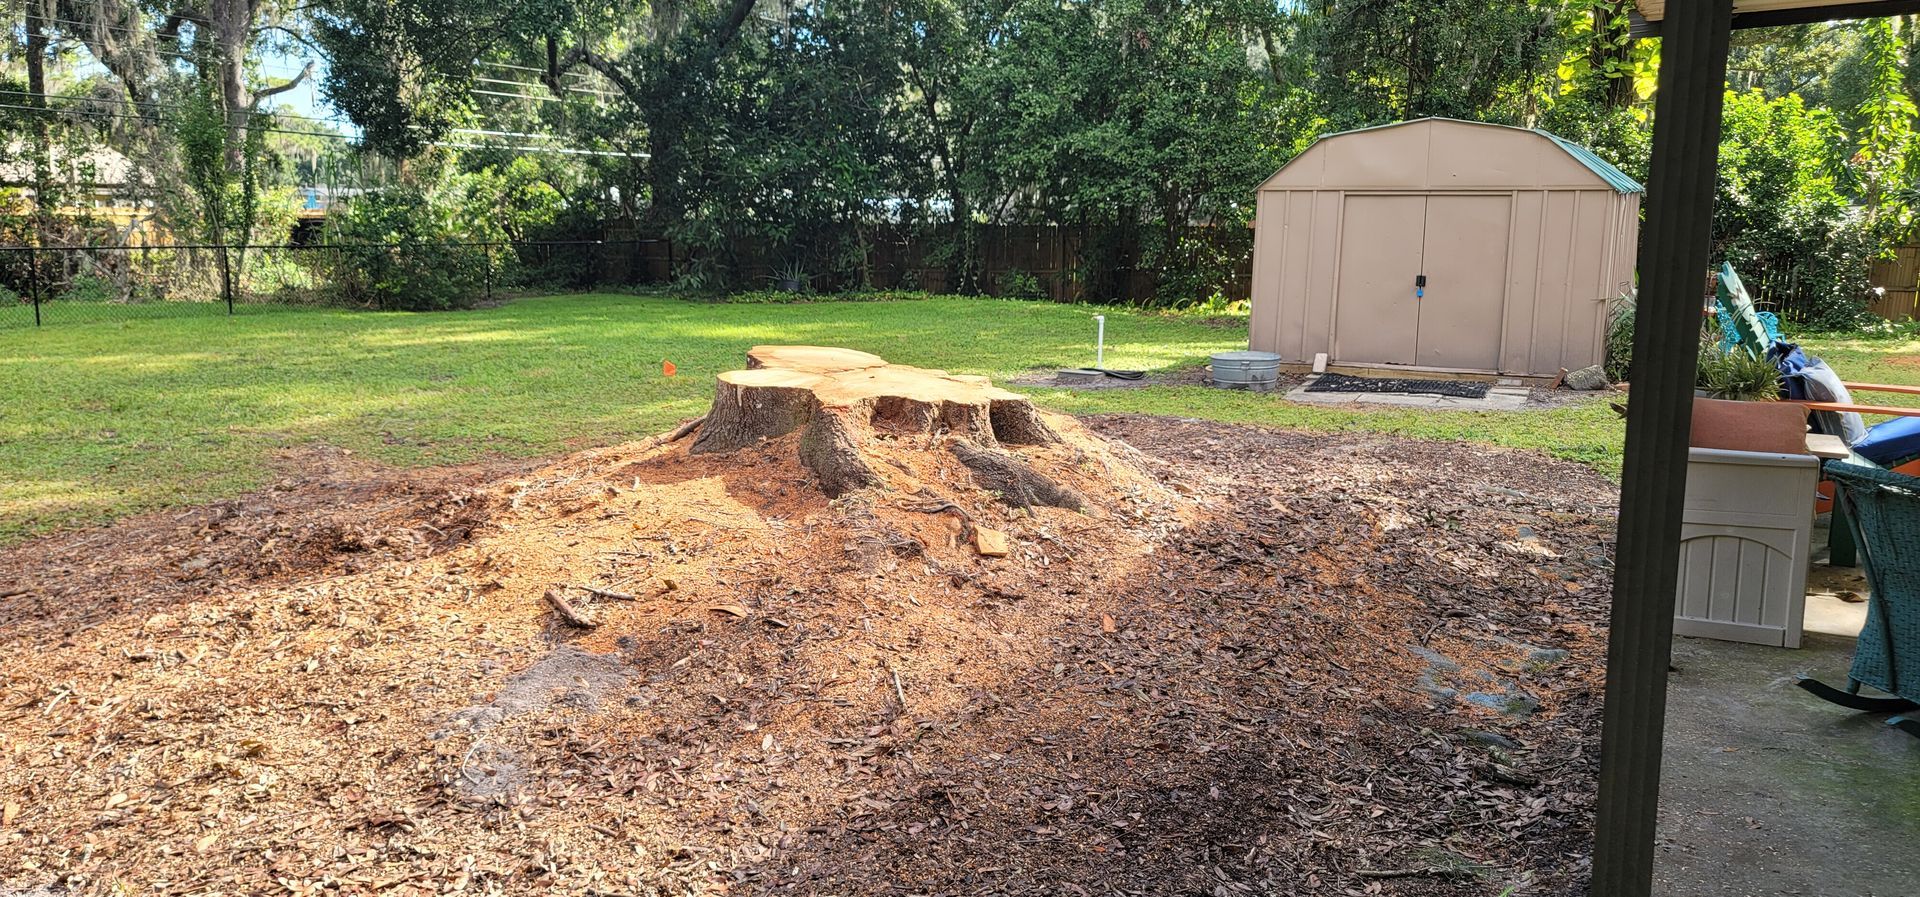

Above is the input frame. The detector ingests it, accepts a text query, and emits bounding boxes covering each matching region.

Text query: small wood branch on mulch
[542,587,598,627]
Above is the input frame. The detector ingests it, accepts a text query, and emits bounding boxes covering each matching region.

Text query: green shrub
[1697,345,1781,401]
[717,289,934,305]
[1714,90,1876,329]
[61,272,118,304]
[1168,292,1251,318]
[997,269,1045,300]
[316,186,486,311]
[1605,293,1636,382]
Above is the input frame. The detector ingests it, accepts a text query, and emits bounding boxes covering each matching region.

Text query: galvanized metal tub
[1209,350,1282,391]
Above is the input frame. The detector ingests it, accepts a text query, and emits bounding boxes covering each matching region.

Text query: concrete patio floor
[1655,536,1920,897]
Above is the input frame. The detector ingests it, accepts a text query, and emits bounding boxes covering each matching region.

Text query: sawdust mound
[0,363,1620,896]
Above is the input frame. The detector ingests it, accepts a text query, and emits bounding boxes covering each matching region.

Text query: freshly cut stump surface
[690,346,1071,500]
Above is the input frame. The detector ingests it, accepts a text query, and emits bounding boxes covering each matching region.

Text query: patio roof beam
[1632,0,1920,36]
[1591,1,1732,896]
[1732,0,1920,26]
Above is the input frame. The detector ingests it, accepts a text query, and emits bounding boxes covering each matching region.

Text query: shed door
[1415,195,1512,371]
[1333,195,1426,366]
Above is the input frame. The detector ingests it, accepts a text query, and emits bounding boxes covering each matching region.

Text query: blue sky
[63,31,347,133]
[256,52,337,125]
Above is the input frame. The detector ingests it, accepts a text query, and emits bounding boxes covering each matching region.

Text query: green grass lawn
[1789,332,1920,413]
[1,291,1905,543]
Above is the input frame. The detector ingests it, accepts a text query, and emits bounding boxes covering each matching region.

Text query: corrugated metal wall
[1248,120,1642,378]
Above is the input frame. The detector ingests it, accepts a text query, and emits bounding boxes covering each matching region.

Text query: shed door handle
[1415,273,1426,298]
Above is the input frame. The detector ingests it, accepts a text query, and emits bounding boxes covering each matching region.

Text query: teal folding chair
[1713,263,1780,358]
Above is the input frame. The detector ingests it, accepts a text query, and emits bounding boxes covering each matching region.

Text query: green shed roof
[1311,117,1645,195]
[1536,129,1645,194]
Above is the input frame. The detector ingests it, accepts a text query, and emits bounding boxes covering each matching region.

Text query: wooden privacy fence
[1869,244,1920,321]
[603,223,1255,303]
[612,221,1920,320]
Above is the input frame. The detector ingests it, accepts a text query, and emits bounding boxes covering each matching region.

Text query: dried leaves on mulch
[0,413,1617,897]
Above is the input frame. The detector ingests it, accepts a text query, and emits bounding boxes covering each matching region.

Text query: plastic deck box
[1675,446,1818,648]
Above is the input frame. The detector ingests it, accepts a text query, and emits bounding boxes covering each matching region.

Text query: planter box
[1674,446,1818,648]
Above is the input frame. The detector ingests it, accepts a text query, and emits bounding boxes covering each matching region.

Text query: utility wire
[33,12,621,93]
[18,17,640,155]
[0,88,359,130]
[0,100,639,157]
[0,90,620,144]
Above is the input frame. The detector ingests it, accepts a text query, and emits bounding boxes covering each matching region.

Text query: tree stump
[689,346,1071,498]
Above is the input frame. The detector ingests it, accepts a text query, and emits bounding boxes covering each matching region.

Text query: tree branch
[545,45,642,103]
[544,0,760,104]
[250,60,315,105]
[252,23,327,56]
[710,0,760,50]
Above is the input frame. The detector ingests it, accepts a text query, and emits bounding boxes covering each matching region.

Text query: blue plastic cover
[1853,416,1920,467]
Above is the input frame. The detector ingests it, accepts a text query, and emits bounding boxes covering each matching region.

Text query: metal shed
[1247,118,1644,379]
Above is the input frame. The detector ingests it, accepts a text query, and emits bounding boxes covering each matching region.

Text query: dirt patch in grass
[0,411,1616,896]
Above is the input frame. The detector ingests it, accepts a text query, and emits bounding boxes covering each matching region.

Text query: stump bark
[690,346,1070,498]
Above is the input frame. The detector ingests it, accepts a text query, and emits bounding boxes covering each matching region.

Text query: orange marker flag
[662,359,677,377]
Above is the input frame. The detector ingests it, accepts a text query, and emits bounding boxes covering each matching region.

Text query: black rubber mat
[1303,373,1491,399]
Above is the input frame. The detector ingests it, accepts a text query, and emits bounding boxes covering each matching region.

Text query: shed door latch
[1415,273,1426,299]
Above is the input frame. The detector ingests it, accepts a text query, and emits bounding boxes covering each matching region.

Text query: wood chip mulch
[0,413,1618,897]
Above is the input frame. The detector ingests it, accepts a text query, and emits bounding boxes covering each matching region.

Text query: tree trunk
[689,346,1066,499]
[25,1,52,240]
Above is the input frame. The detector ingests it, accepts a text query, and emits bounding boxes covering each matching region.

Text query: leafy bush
[1149,227,1256,308]
[1605,293,1636,382]
[307,151,572,310]
[1714,90,1877,330]
[1169,293,1251,317]
[718,289,934,305]
[1839,317,1920,341]
[316,186,487,311]
[997,269,1046,300]
[60,272,118,304]
[1696,345,1782,401]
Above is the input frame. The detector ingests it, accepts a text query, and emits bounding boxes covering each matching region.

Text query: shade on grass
[32,290,1899,541]
[0,294,1231,540]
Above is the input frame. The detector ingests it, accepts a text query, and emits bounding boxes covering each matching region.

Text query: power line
[10,78,615,135]
[0,88,359,130]
[470,88,571,104]
[431,141,641,158]
[1,87,618,141]
[31,13,629,129]
[16,18,641,157]
[473,63,622,96]
[34,12,619,94]
[0,99,355,141]
[0,100,639,158]
[471,74,621,98]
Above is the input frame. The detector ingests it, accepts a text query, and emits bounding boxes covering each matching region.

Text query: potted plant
[773,261,809,294]
[1696,345,1780,402]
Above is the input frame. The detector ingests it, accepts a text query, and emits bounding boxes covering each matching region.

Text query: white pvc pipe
[1094,314,1106,368]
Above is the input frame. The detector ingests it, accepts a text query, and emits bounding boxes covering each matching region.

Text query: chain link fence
[0,239,660,330]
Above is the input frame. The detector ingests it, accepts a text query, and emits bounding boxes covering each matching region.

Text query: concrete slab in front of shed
[1284,378,1538,410]
[1280,386,1441,408]
[1349,394,1445,407]
[1281,388,1362,406]
[1437,390,1530,410]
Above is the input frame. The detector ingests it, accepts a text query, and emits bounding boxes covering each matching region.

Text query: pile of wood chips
[0,410,1618,897]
